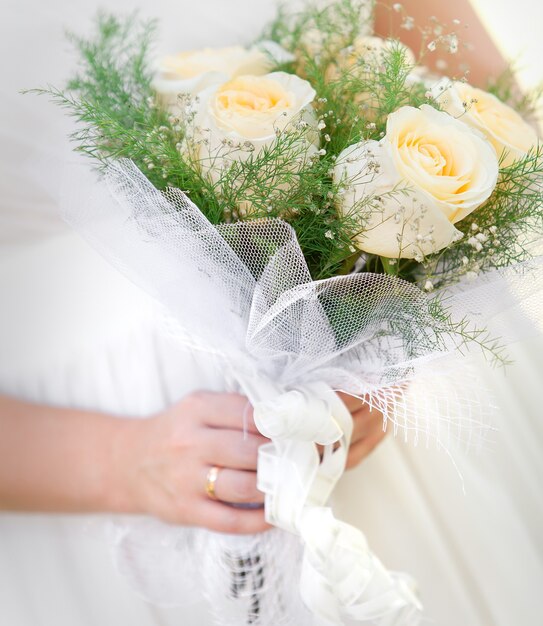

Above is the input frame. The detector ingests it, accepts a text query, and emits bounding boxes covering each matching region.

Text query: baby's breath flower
[468,236,483,252]
[401,16,415,31]
[448,34,459,54]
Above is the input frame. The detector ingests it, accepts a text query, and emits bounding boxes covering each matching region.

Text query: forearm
[375,0,509,87]
[0,391,273,532]
[0,394,132,513]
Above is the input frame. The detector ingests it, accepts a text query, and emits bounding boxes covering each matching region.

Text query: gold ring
[205,466,221,500]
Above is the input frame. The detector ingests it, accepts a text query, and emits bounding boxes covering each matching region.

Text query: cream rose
[333,105,499,259]
[193,72,318,190]
[153,42,293,113]
[431,79,539,167]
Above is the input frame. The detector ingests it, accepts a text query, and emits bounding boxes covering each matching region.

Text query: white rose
[431,79,539,167]
[334,105,499,259]
[153,42,294,112]
[193,72,318,198]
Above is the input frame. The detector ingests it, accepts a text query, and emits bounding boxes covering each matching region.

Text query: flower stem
[381,256,398,276]
[338,252,361,275]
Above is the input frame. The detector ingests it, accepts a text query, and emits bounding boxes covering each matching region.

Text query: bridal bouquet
[35,1,543,624]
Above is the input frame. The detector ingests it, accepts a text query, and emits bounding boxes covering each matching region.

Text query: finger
[336,391,366,412]
[196,392,260,434]
[203,429,268,470]
[205,467,265,505]
[191,499,270,534]
[351,405,384,444]
[346,429,387,469]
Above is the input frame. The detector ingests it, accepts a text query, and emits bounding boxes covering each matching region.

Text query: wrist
[101,415,149,514]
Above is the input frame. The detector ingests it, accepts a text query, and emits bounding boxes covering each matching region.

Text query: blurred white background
[472,0,543,90]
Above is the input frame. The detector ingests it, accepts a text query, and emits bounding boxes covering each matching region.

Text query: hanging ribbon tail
[245,378,424,625]
[299,508,422,625]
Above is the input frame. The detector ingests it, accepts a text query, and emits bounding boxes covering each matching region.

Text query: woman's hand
[109,392,270,534]
[0,391,386,530]
[337,393,387,469]
[109,391,385,530]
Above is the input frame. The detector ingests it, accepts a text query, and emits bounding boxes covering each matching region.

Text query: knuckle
[219,509,242,533]
[186,390,212,411]
[230,393,252,414]
[233,472,257,501]
[229,392,248,404]
[239,439,260,467]
[170,422,200,450]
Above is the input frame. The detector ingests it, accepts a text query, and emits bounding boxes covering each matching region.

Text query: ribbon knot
[253,383,343,445]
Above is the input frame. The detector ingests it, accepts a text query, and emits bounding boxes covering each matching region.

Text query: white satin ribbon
[241,377,423,625]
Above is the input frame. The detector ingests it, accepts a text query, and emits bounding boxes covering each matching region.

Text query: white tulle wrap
[61,159,542,626]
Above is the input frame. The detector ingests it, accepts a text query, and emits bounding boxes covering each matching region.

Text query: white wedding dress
[1,1,542,625]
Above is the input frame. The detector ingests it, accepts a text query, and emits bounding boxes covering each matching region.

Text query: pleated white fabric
[1,1,542,625]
